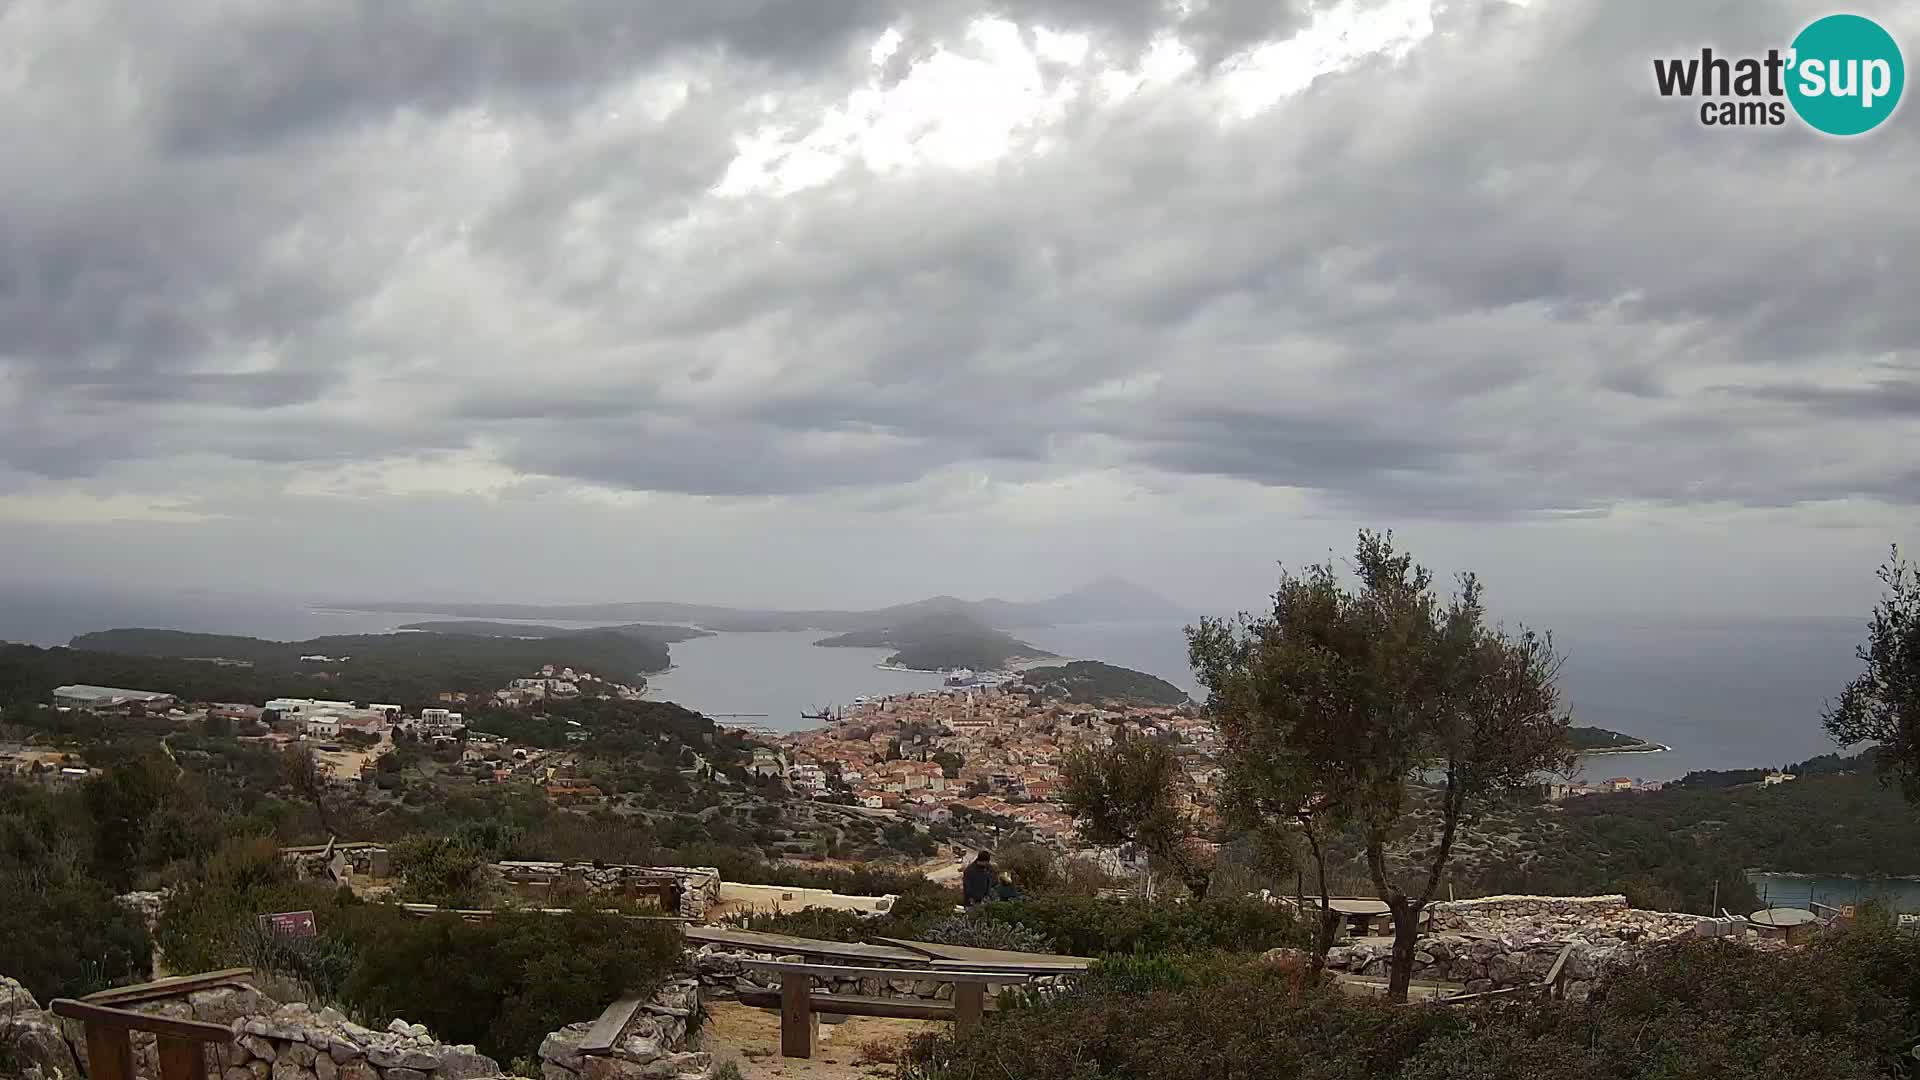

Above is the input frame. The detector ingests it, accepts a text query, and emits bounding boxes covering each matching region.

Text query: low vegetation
[156,837,680,1064]
[903,930,1920,1080]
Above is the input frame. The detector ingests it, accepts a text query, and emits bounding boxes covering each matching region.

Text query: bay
[0,586,1871,781]
[1746,873,1920,914]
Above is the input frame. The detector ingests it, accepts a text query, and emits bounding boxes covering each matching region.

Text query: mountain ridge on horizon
[327,575,1189,632]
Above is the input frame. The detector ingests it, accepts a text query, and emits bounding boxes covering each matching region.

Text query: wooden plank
[875,938,1094,972]
[157,1035,208,1080]
[737,960,1035,982]
[779,972,816,1060]
[83,1019,135,1080]
[577,994,646,1054]
[85,970,256,1007]
[1542,943,1577,996]
[685,925,928,964]
[50,1000,235,1043]
[953,982,985,1035]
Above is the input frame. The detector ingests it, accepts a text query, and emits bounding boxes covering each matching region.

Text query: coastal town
[1,661,1721,856]
[754,682,1217,843]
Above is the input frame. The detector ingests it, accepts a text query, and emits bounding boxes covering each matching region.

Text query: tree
[281,745,341,839]
[1060,729,1217,898]
[84,756,172,888]
[1188,531,1572,1001]
[1824,546,1920,802]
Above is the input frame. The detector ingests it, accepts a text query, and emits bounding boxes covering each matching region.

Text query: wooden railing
[48,998,232,1080]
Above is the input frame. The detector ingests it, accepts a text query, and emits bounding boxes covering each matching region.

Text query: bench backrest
[737,960,1038,983]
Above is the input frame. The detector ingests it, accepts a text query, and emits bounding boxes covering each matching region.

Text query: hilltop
[327,575,1187,632]
[1020,660,1190,707]
[813,612,1056,672]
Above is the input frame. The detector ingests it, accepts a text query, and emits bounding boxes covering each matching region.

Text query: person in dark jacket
[962,850,995,906]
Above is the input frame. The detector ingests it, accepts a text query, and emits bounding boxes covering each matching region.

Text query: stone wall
[56,984,502,1080]
[1428,894,1707,943]
[537,979,710,1080]
[494,863,720,921]
[1324,934,1624,1000]
[1,976,82,1080]
[1325,895,1712,1000]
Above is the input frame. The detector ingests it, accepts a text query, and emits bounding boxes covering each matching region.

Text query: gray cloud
[1,0,1917,537]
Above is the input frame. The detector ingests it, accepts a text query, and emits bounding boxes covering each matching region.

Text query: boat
[944,668,976,686]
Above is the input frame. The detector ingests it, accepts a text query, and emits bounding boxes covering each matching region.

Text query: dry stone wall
[537,979,710,1080]
[1324,894,1714,1000]
[1,976,82,1080]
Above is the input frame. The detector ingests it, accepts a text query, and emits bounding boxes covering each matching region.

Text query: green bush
[0,782,153,1000]
[391,835,496,907]
[154,836,339,975]
[918,914,1051,954]
[968,895,1305,956]
[336,909,682,1064]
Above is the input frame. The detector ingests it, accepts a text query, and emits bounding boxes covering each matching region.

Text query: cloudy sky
[0,0,1915,618]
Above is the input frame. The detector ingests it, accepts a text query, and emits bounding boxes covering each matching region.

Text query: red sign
[258,911,317,940]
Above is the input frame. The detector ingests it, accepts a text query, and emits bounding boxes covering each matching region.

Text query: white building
[265,698,355,718]
[413,708,465,735]
[53,685,176,710]
[304,716,341,738]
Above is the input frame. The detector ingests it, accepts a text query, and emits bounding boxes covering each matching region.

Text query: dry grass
[852,1037,908,1066]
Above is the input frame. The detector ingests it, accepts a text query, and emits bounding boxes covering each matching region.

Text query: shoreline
[1746,870,1920,883]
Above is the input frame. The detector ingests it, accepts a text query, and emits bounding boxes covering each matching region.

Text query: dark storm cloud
[1,0,1916,522]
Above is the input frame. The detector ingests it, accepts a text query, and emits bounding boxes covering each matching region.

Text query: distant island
[1570,725,1668,754]
[42,627,673,704]
[1019,660,1190,707]
[327,575,1187,632]
[814,612,1056,672]
[395,620,714,644]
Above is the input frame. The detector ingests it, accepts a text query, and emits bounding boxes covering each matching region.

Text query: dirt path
[702,1000,940,1080]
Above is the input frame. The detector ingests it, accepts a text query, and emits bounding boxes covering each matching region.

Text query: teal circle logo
[1787,14,1904,135]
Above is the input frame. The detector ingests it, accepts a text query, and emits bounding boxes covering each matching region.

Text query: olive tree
[1060,729,1217,899]
[1189,531,1572,1002]
[1824,546,1920,802]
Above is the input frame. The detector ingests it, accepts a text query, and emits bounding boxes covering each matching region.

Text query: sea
[0,586,1871,782]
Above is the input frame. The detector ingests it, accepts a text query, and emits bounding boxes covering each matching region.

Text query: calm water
[0,587,1868,780]
[1747,873,1920,913]
[643,631,947,724]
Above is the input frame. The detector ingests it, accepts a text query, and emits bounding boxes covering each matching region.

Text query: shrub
[391,835,496,907]
[918,914,1052,954]
[336,909,682,1064]
[155,836,339,975]
[0,782,154,1000]
[969,895,1305,956]
[903,929,1920,1080]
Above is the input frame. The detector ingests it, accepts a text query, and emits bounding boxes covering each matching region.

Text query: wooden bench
[734,961,1036,1059]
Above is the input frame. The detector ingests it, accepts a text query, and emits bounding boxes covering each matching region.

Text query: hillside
[4,627,672,708]
[328,576,1187,631]
[1020,660,1190,706]
[813,612,1055,671]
